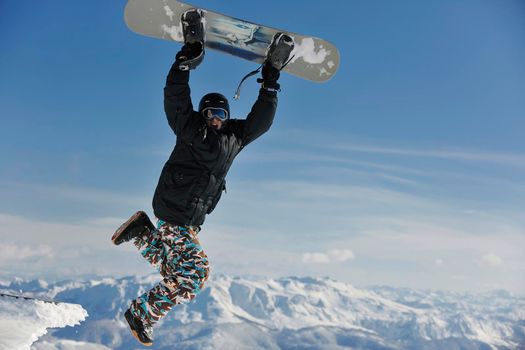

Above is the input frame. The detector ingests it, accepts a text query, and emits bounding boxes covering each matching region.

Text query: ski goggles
[202,108,229,122]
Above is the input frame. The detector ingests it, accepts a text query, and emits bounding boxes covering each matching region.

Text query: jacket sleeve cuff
[166,63,190,85]
[258,87,278,100]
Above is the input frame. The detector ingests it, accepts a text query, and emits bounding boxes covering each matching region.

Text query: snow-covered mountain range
[1,275,524,350]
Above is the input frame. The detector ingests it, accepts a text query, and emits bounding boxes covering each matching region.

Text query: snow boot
[124,309,154,346]
[111,211,154,246]
[178,8,205,70]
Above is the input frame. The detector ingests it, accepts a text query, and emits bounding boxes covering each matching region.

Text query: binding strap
[233,64,263,100]
[232,54,295,100]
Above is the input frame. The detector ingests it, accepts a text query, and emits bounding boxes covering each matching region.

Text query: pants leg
[129,224,210,325]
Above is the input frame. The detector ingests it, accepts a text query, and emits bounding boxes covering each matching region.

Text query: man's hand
[262,61,280,82]
[260,61,281,91]
[176,42,204,70]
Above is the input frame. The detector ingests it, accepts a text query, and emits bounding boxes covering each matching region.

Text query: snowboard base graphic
[124,0,340,82]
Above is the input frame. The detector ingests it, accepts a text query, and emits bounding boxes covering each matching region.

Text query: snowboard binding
[264,32,295,71]
[178,9,206,71]
[234,32,295,99]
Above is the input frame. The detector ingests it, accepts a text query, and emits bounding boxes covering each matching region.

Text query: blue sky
[1,0,524,293]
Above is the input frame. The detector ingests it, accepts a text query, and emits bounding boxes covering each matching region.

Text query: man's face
[203,108,228,131]
[207,117,224,131]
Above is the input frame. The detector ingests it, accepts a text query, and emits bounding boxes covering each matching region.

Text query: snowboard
[124,0,340,82]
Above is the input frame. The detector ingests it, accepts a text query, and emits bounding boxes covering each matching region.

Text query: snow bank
[33,339,111,350]
[0,296,87,350]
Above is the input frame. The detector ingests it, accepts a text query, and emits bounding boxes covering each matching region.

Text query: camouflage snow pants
[129,221,210,326]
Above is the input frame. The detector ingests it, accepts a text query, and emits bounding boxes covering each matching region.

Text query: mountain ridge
[1,274,524,349]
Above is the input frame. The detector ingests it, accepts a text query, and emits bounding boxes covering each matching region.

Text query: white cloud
[0,213,147,278]
[302,252,331,264]
[480,253,504,267]
[333,143,525,168]
[302,249,355,264]
[0,182,150,208]
[451,275,466,280]
[208,172,525,292]
[265,128,525,168]
[0,244,54,264]
[1,137,524,292]
[84,217,131,227]
[30,184,149,206]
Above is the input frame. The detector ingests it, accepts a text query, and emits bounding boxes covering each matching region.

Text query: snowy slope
[0,294,87,350]
[1,275,524,350]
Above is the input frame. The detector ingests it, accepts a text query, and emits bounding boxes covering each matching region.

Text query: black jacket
[152,62,278,227]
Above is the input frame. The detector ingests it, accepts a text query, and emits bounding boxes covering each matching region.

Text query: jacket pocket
[163,171,199,208]
[206,181,226,214]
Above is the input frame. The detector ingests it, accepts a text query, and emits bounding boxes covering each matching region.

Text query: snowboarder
[111,9,292,346]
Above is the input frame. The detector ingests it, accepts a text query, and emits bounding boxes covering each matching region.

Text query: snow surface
[1,275,524,349]
[0,295,87,350]
[33,339,111,350]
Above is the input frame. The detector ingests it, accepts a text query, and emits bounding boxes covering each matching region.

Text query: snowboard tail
[124,0,340,82]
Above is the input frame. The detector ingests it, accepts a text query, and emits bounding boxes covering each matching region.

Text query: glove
[176,42,202,62]
[167,43,201,84]
[262,61,280,82]
[175,42,204,70]
[259,61,281,91]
